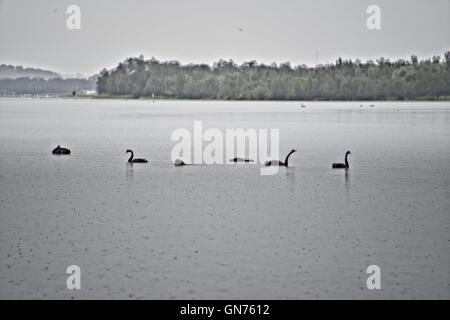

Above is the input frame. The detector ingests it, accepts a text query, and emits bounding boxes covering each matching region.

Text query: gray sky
[0,0,449,76]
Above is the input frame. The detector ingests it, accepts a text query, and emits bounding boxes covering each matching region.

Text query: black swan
[229,157,254,163]
[332,151,351,169]
[52,145,71,155]
[126,149,148,163]
[264,149,296,167]
[174,159,186,166]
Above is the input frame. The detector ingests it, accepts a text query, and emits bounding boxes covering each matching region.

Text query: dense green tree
[95,53,450,100]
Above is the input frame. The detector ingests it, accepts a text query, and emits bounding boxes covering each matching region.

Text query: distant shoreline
[94,95,450,102]
[1,94,450,103]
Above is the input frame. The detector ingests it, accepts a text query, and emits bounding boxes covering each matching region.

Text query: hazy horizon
[1,0,449,77]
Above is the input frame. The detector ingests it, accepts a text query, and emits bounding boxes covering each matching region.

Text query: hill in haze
[0,64,60,80]
[0,64,96,95]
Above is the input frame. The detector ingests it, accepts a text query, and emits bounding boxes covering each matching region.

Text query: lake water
[0,98,449,299]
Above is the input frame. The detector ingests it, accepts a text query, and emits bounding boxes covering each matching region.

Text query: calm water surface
[0,98,449,299]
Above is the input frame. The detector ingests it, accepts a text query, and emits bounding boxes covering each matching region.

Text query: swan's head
[346,150,352,155]
[125,149,132,154]
[291,149,297,153]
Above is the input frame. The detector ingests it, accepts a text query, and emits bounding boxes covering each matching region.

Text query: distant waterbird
[265,149,296,167]
[52,145,71,155]
[174,159,186,166]
[126,149,148,163]
[332,151,351,169]
[229,157,254,163]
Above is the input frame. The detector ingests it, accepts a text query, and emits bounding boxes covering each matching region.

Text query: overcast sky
[0,0,449,76]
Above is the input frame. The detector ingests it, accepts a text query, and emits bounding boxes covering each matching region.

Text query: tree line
[97,52,450,100]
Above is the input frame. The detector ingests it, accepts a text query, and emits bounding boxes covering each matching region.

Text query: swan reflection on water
[126,163,134,182]
[286,169,297,194]
[345,169,351,189]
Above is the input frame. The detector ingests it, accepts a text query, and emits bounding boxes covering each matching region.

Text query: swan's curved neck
[345,152,349,168]
[128,151,134,162]
[284,150,295,166]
